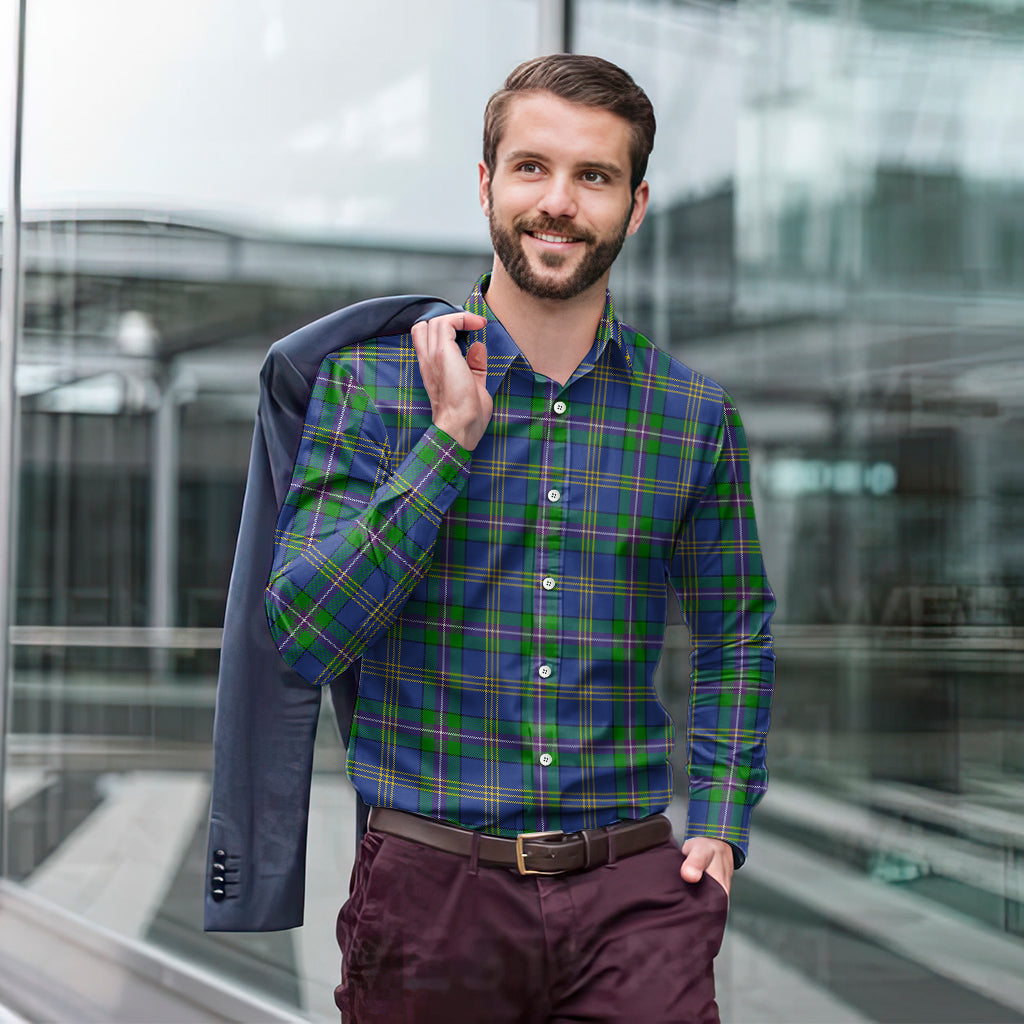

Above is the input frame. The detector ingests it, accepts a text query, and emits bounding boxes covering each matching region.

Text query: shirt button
[539,753,553,766]
[542,576,556,591]
[546,488,561,503]
[538,664,552,679]
[552,400,567,415]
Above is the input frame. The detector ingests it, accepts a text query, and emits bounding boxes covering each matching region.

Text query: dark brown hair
[483,54,656,193]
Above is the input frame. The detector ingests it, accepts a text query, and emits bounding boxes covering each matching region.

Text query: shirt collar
[462,274,634,395]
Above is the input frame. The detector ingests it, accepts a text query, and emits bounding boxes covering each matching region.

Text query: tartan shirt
[266,275,775,862]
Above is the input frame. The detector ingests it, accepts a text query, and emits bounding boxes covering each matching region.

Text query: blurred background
[0,0,1023,1021]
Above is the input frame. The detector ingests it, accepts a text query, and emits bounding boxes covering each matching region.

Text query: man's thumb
[467,341,487,375]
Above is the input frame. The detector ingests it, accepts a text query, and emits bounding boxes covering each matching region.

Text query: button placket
[539,395,565,744]
[530,382,567,824]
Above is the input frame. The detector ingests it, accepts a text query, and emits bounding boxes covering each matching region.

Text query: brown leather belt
[368,806,673,876]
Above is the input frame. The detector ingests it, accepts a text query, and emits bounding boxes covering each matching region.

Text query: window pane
[11,2,539,1018]
[576,1,1024,1021]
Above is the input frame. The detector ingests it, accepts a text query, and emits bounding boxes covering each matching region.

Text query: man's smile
[528,230,581,245]
[515,217,595,250]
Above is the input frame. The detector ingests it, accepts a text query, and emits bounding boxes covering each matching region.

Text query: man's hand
[680,836,734,896]
[411,311,491,451]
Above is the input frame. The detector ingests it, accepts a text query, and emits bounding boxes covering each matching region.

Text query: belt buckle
[515,830,566,876]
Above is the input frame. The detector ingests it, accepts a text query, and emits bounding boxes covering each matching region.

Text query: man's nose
[536,176,578,220]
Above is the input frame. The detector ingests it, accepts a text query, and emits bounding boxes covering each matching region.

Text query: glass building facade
[1,1,1023,1020]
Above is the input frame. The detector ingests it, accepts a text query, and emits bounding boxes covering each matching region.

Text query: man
[265,54,774,1023]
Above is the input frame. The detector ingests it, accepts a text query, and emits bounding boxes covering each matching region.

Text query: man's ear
[478,162,491,216]
[626,180,650,237]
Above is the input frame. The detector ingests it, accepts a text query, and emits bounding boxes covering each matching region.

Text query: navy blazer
[204,295,458,932]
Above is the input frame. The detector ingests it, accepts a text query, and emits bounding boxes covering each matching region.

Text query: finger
[458,312,488,331]
[422,311,486,350]
[426,312,461,352]
[412,321,432,363]
[420,311,486,335]
[413,316,449,361]
[679,844,712,883]
[441,311,487,336]
[680,858,706,883]
[411,319,426,346]
[466,341,487,375]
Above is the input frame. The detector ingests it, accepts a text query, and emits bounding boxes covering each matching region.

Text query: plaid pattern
[266,276,775,858]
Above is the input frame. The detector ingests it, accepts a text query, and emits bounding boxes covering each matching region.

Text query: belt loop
[581,829,593,869]
[468,831,480,877]
[606,829,618,869]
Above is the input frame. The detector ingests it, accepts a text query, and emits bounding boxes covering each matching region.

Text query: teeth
[533,232,575,244]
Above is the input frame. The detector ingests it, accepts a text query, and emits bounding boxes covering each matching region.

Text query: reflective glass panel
[575,1,1024,1020]
[10,1,538,1018]
[0,1,12,215]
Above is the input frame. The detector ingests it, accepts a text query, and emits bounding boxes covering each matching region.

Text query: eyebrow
[502,150,626,181]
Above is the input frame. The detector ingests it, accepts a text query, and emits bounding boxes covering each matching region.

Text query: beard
[487,189,631,301]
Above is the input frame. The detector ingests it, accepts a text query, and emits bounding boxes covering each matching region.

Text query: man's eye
[582,171,607,184]
[518,163,540,174]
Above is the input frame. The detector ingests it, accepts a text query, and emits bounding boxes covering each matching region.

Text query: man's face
[480,92,649,302]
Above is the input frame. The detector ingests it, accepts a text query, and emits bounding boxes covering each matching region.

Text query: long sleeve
[666,394,775,865]
[265,359,470,686]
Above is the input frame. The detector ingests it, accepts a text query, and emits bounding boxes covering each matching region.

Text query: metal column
[537,0,572,53]
[0,0,28,877]
[149,367,179,635]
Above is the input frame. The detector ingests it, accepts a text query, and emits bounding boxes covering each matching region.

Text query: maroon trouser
[335,826,728,1023]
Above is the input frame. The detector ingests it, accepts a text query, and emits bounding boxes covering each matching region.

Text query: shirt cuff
[390,422,472,517]
[683,787,753,868]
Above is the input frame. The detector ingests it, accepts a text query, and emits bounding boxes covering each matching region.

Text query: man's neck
[484,261,608,386]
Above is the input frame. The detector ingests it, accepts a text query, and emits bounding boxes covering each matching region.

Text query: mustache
[513,216,595,245]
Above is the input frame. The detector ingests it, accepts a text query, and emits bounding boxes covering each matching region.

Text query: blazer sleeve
[204,296,457,932]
